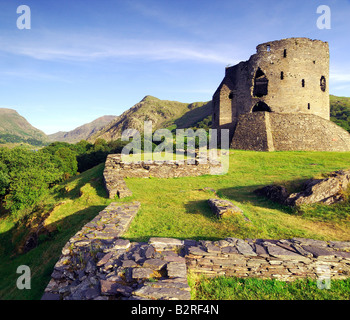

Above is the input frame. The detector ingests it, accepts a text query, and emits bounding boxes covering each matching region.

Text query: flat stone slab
[236,239,257,256]
[329,241,350,250]
[292,238,328,247]
[143,259,167,270]
[132,268,155,279]
[302,245,335,258]
[113,239,131,250]
[96,252,114,267]
[208,198,243,218]
[100,280,132,297]
[133,285,191,300]
[167,262,187,278]
[266,244,309,261]
[149,237,184,250]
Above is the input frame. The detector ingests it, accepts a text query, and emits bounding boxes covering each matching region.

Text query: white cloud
[0,32,240,65]
[330,73,350,83]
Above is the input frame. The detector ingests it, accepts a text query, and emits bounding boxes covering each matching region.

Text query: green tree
[54,147,78,178]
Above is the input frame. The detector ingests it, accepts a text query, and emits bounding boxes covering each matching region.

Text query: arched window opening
[266,45,271,52]
[302,79,305,87]
[308,103,310,110]
[281,71,284,80]
[283,49,287,58]
[228,92,233,99]
[320,76,326,92]
[253,68,268,97]
[252,101,271,112]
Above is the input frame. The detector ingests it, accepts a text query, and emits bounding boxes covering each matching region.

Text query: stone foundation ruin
[42,202,350,300]
[103,154,223,199]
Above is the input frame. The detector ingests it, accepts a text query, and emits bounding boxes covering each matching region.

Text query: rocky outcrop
[254,185,289,204]
[254,169,350,206]
[208,198,244,218]
[286,170,350,206]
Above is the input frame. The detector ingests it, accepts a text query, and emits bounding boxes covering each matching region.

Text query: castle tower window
[228,92,233,99]
[253,68,268,97]
[252,101,271,112]
[302,79,305,87]
[320,76,326,92]
[308,103,311,110]
[283,49,287,58]
[281,71,284,80]
[266,45,271,52]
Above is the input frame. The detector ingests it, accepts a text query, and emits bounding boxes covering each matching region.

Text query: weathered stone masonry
[212,37,350,151]
[103,154,223,199]
[42,202,350,300]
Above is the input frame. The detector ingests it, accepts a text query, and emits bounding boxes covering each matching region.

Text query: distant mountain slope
[0,108,48,146]
[330,95,350,133]
[88,96,212,142]
[49,115,117,143]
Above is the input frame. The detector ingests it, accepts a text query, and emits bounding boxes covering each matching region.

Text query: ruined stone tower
[212,37,350,151]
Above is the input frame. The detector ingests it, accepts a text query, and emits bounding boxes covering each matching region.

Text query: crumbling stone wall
[213,38,329,135]
[186,238,350,281]
[103,154,223,198]
[211,37,350,151]
[42,202,350,300]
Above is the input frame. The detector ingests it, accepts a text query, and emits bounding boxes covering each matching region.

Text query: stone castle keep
[212,37,350,151]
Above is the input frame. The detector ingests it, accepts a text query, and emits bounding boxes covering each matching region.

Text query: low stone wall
[103,154,222,198]
[41,202,191,300]
[42,203,350,300]
[186,238,350,281]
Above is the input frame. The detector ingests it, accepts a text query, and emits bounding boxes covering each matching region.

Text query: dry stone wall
[186,238,350,281]
[42,202,350,300]
[103,154,222,198]
[41,202,191,300]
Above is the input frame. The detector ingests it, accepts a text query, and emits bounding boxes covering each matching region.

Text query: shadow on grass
[53,164,107,202]
[0,205,106,300]
[216,184,295,215]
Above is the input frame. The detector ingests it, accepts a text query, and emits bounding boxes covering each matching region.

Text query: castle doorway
[253,68,268,97]
[252,101,271,112]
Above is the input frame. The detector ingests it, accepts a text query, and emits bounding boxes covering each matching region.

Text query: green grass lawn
[189,274,350,300]
[0,150,349,300]
[122,150,350,242]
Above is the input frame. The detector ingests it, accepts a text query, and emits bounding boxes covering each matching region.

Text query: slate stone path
[42,202,350,300]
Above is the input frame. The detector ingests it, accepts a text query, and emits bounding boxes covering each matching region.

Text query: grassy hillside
[330,95,350,133]
[89,96,212,142]
[0,163,113,299]
[0,109,48,146]
[1,150,349,299]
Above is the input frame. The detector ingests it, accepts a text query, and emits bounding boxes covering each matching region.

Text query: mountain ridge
[48,115,117,143]
[87,95,212,142]
[0,108,48,146]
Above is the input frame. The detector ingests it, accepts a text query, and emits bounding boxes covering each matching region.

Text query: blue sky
[0,0,349,134]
